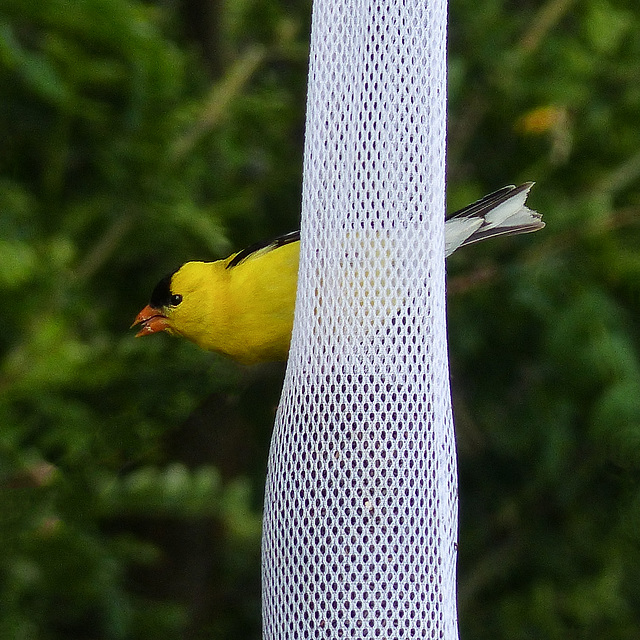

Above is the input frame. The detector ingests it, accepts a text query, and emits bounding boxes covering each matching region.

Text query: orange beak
[131,305,170,337]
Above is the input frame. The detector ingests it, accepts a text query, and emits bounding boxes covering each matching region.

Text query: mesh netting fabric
[262,0,458,637]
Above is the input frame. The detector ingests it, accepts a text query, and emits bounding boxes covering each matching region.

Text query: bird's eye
[170,294,183,306]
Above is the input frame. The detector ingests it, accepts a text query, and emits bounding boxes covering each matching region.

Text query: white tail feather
[444,182,543,257]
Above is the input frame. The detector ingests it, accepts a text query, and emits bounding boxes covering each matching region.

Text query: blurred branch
[180,0,224,76]
[600,205,640,231]
[448,263,498,295]
[458,539,523,614]
[3,461,57,489]
[448,242,552,296]
[447,88,489,183]
[74,213,134,282]
[171,44,267,162]
[452,390,488,456]
[518,0,577,55]
[594,149,640,196]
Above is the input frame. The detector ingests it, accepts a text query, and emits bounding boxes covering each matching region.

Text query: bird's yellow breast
[169,241,300,364]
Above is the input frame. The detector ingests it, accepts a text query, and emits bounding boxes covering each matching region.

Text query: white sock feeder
[262,0,458,637]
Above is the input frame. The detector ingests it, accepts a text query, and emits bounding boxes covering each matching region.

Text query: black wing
[225,230,301,270]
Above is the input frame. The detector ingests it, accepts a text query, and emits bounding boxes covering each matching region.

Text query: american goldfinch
[132,183,543,364]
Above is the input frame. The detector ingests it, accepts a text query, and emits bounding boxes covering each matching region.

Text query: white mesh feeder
[262,0,458,638]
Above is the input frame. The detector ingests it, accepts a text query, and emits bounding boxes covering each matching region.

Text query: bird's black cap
[149,270,177,309]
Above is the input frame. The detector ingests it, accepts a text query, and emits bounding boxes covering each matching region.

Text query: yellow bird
[132,183,543,364]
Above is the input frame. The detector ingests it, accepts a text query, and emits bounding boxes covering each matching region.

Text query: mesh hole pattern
[262,0,458,638]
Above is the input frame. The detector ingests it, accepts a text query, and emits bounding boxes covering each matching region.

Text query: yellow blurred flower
[516,105,572,163]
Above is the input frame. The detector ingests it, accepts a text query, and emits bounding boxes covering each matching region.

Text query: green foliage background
[1,0,639,638]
